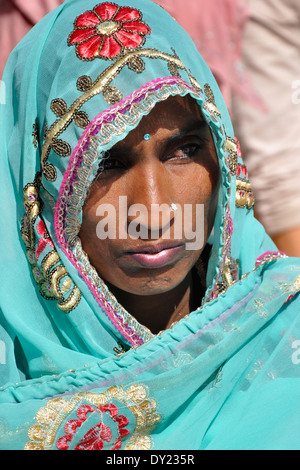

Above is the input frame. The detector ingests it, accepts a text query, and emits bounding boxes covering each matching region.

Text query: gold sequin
[225,137,238,176]
[58,286,81,313]
[97,20,119,36]
[50,98,67,117]
[236,179,255,209]
[127,56,146,73]
[73,110,90,129]
[32,119,39,149]
[77,75,93,92]
[204,83,221,117]
[280,274,300,295]
[254,298,268,318]
[103,85,123,104]
[168,61,181,78]
[43,163,57,182]
[51,138,71,158]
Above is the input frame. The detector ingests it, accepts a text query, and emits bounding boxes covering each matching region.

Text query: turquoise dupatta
[0,0,300,450]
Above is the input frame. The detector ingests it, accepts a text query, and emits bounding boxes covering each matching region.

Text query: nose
[126,162,176,237]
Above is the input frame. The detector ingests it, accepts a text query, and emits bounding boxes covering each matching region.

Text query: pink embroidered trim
[256,251,287,267]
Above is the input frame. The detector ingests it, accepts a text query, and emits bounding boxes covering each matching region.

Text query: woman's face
[79,95,220,297]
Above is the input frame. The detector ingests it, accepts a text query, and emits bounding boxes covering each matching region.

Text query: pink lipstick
[123,243,185,268]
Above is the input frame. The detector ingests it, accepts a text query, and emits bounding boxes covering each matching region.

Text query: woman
[0,0,299,450]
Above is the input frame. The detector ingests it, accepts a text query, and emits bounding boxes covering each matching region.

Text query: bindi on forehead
[108,116,211,164]
[112,96,208,154]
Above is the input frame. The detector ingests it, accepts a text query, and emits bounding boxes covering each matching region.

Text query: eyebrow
[163,118,210,147]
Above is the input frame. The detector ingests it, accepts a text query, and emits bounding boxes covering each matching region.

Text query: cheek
[178,164,218,205]
[185,164,220,234]
[79,208,116,284]
[80,181,122,238]
[195,150,220,206]
[79,197,111,265]
[80,204,99,248]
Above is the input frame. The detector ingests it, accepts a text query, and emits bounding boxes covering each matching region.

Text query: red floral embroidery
[68,2,151,60]
[56,402,130,450]
[234,137,242,159]
[36,220,54,260]
[236,163,248,179]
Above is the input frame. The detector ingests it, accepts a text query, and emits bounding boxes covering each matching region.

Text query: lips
[123,242,185,268]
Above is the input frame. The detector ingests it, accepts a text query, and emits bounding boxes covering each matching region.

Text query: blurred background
[0,0,64,78]
[1,0,299,256]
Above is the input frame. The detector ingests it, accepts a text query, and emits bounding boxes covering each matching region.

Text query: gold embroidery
[222,262,234,286]
[168,61,181,78]
[280,274,300,295]
[203,204,237,302]
[32,118,39,149]
[254,298,268,318]
[58,286,81,313]
[73,110,90,129]
[236,178,255,209]
[43,163,57,182]
[23,176,43,223]
[21,174,82,313]
[50,265,68,298]
[204,83,221,117]
[97,20,119,36]
[103,85,123,104]
[204,83,215,102]
[225,137,238,176]
[50,98,68,117]
[25,384,161,450]
[43,121,48,141]
[113,341,128,356]
[41,250,60,276]
[76,75,93,92]
[61,277,72,292]
[51,138,71,158]
[127,56,145,73]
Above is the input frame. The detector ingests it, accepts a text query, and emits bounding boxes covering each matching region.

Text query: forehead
[114,94,205,148]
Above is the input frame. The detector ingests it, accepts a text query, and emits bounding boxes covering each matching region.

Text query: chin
[119,274,183,296]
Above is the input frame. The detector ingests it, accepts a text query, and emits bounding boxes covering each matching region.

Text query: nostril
[127,202,177,240]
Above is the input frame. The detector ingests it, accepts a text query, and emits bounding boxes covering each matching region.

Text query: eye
[177,143,200,158]
[101,158,125,170]
[96,154,127,178]
[165,142,204,162]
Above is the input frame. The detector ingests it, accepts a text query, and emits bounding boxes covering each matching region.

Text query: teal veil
[0,0,300,450]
